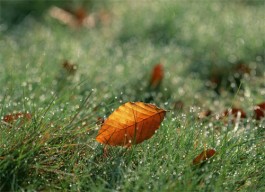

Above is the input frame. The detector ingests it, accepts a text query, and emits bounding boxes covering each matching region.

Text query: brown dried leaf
[49,6,78,28]
[221,108,247,119]
[96,102,166,147]
[193,149,216,165]
[74,7,87,25]
[49,6,95,29]
[233,61,251,75]
[149,64,164,89]
[3,112,32,124]
[198,110,212,119]
[254,102,265,120]
[62,60,77,75]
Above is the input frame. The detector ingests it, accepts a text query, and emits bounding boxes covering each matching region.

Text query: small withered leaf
[193,149,216,165]
[198,109,212,119]
[62,60,77,75]
[222,108,247,119]
[254,102,265,120]
[74,7,87,25]
[3,112,32,124]
[233,61,251,75]
[149,63,164,89]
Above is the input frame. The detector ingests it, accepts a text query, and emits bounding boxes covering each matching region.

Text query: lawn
[0,0,264,191]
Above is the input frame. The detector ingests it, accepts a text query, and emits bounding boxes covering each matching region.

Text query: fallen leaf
[96,102,166,147]
[233,61,251,75]
[193,149,216,165]
[254,102,265,120]
[62,60,77,75]
[49,6,95,29]
[198,109,212,119]
[222,108,247,119]
[207,62,250,94]
[74,7,87,25]
[149,63,164,89]
[3,112,32,124]
[49,6,78,28]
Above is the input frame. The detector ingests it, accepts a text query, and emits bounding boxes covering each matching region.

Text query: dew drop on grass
[231,83,236,88]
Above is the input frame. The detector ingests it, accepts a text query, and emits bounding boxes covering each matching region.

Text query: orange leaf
[150,64,164,89]
[254,102,265,120]
[193,149,216,165]
[96,102,166,147]
[3,112,31,124]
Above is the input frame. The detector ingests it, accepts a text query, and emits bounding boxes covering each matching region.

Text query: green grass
[0,0,265,191]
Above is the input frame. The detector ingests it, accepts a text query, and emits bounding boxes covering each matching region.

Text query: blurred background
[0,0,264,107]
